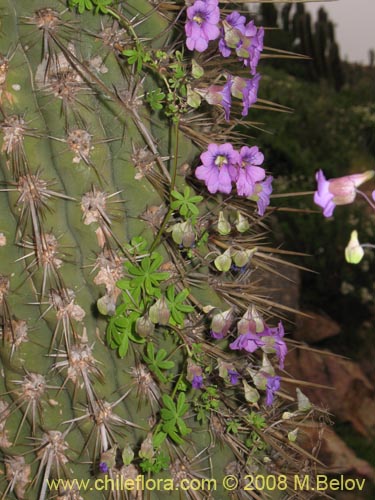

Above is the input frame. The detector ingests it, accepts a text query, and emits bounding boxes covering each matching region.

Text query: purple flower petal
[228,369,240,385]
[314,169,336,217]
[99,462,109,473]
[192,375,203,389]
[266,375,281,406]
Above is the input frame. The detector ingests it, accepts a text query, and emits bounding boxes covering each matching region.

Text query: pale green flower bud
[232,250,250,268]
[288,428,299,442]
[187,85,201,108]
[171,222,184,245]
[122,444,135,466]
[235,211,250,233]
[243,379,260,403]
[192,59,204,79]
[214,248,232,272]
[345,230,364,264]
[139,434,154,460]
[217,211,231,235]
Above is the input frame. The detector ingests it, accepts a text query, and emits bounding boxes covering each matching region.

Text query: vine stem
[149,118,180,252]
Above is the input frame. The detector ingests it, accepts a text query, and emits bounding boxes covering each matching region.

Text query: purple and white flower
[249,175,273,216]
[235,145,265,196]
[185,0,220,52]
[195,143,240,194]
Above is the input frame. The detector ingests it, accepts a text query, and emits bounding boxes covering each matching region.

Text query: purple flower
[229,331,265,353]
[232,74,261,117]
[250,175,273,216]
[185,0,220,52]
[313,169,335,217]
[198,75,232,121]
[242,26,264,75]
[195,143,240,194]
[235,146,265,196]
[228,369,240,385]
[242,74,261,116]
[210,308,232,339]
[314,169,375,217]
[192,375,203,389]
[265,376,281,406]
[99,462,109,473]
[219,12,250,57]
[262,322,287,370]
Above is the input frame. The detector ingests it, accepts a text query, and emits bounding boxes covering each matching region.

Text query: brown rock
[295,311,341,342]
[300,424,375,480]
[285,349,375,436]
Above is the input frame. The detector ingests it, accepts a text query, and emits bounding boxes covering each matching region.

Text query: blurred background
[248,1,375,497]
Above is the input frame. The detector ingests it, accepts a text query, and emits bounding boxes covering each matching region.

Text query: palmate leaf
[123,253,169,297]
[166,286,194,325]
[171,187,203,218]
[143,343,174,383]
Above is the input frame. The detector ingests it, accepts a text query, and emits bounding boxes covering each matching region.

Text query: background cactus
[0,1,325,499]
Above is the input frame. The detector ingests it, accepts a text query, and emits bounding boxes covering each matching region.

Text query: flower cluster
[230,320,287,370]
[219,12,264,75]
[185,5,264,76]
[195,143,272,215]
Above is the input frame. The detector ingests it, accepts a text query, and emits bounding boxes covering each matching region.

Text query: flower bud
[149,296,170,325]
[170,222,184,245]
[181,220,195,248]
[210,308,232,339]
[214,248,232,272]
[187,359,203,389]
[192,59,204,79]
[243,379,260,403]
[250,305,265,333]
[232,250,250,268]
[222,19,242,49]
[235,211,250,233]
[237,306,264,334]
[187,85,201,108]
[251,370,267,390]
[97,294,116,316]
[135,315,155,337]
[345,230,364,264]
[139,434,154,460]
[217,211,231,235]
[288,428,299,442]
[122,444,135,466]
[100,448,116,470]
